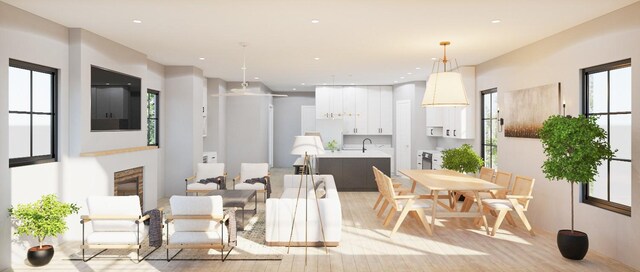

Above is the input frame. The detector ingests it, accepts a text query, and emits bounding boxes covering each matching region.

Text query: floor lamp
[288,136,329,265]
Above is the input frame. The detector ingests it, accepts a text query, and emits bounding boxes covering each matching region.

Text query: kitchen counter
[316,150,391,158]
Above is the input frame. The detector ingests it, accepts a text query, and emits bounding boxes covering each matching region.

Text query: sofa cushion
[169,227,228,245]
[86,227,147,245]
[87,196,142,232]
[195,163,225,181]
[187,182,220,191]
[170,196,224,232]
[240,163,269,180]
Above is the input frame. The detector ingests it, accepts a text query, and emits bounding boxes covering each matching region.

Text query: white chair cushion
[240,163,269,180]
[195,163,225,181]
[235,182,265,191]
[87,196,142,232]
[169,227,228,245]
[86,227,147,245]
[170,196,223,232]
[187,182,220,191]
[482,199,522,211]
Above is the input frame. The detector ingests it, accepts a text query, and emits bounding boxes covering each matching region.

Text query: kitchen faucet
[362,138,372,153]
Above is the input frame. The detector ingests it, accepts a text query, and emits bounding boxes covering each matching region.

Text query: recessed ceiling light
[415,67,421,70]
[105,83,110,85]
[407,72,412,75]
[491,19,501,24]
[301,83,306,85]
[322,83,327,85]
[132,19,142,24]
[199,57,205,60]
[400,76,405,79]
[393,81,398,83]
[431,57,437,60]
[293,88,297,91]
[350,83,355,85]
[254,77,260,80]
[311,19,320,24]
[314,57,320,60]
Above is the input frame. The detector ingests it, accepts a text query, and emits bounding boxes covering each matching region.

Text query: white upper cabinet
[342,86,368,134]
[367,86,392,134]
[315,86,343,119]
[441,66,476,139]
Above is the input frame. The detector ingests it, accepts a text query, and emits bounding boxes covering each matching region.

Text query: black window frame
[581,58,632,216]
[8,59,58,167]
[480,88,498,168]
[147,89,159,146]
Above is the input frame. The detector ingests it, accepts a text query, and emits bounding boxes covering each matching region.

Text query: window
[147,90,159,146]
[582,59,631,216]
[8,59,57,167]
[481,88,498,168]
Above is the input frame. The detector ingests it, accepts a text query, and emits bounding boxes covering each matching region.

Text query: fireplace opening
[114,166,143,211]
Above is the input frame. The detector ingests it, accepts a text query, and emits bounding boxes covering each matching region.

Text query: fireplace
[114,167,143,211]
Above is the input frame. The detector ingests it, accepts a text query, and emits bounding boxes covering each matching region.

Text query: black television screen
[91,66,141,131]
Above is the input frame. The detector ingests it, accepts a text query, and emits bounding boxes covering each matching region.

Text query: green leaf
[441,144,484,174]
[8,194,80,246]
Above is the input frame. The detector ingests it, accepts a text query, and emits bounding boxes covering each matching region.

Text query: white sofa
[266,175,342,246]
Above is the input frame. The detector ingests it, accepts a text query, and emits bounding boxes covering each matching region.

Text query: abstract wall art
[503,83,561,138]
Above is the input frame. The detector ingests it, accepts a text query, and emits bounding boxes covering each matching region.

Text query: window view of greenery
[147,91,158,146]
[8,60,57,167]
[583,60,631,214]
[481,89,498,168]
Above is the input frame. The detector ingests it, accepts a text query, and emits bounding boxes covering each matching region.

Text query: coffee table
[208,189,257,230]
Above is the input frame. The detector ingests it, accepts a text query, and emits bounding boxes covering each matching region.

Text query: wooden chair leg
[377,201,389,217]
[390,202,413,237]
[414,208,433,236]
[373,194,383,210]
[505,213,516,226]
[491,210,508,236]
[383,209,396,227]
[514,207,535,236]
[461,197,473,212]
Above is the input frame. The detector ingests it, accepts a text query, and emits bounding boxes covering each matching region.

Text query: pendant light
[421,41,468,107]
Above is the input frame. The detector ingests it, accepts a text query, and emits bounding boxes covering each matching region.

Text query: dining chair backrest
[511,176,535,210]
[195,163,225,181]
[373,167,398,210]
[479,167,495,183]
[493,171,513,197]
[372,166,383,193]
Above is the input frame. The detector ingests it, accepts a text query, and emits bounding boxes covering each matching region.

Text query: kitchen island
[316,150,391,191]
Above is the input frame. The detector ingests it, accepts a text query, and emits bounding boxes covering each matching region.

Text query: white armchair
[185,163,227,195]
[80,195,158,262]
[233,163,270,201]
[165,195,234,261]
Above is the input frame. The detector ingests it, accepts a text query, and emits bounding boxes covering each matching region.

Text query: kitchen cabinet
[367,86,393,134]
[315,86,343,119]
[342,86,368,134]
[317,157,390,191]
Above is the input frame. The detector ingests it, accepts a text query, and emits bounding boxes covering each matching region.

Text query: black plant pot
[557,230,589,260]
[27,245,54,267]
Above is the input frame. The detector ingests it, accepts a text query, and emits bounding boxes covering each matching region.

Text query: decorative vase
[557,229,589,260]
[27,245,54,267]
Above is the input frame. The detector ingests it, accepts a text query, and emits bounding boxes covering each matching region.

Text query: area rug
[67,210,284,261]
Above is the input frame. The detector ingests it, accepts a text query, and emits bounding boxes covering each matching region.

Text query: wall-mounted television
[91,66,141,131]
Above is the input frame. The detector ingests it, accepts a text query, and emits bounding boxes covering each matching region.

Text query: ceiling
[3,0,637,92]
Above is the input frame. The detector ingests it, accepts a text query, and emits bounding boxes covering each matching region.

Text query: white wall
[273,93,315,168]
[392,82,438,167]
[164,66,204,197]
[1,3,165,266]
[204,78,227,163]
[225,82,271,177]
[147,60,166,200]
[475,3,640,269]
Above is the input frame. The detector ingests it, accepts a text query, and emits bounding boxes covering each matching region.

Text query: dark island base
[317,157,390,191]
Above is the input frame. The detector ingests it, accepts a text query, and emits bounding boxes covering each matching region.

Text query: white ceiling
[3,0,637,92]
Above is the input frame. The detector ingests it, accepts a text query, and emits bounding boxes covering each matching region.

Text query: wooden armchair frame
[482,175,535,236]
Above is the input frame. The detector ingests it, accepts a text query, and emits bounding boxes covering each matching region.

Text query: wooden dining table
[399,169,504,235]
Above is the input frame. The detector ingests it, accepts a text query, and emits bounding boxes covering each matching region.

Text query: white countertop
[316,150,391,158]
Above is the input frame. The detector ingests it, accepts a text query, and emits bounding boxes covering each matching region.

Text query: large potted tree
[8,194,80,266]
[539,115,615,260]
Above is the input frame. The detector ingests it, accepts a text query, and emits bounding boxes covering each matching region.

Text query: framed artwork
[503,83,561,138]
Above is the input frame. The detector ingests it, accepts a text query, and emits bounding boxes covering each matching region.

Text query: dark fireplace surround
[114,166,144,211]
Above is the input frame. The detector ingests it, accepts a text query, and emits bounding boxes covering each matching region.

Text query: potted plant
[327,140,339,152]
[441,144,484,174]
[539,115,615,260]
[8,194,80,266]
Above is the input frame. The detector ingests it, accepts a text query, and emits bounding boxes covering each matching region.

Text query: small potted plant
[8,194,80,266]
[327,140,339,152]
[441,144,484,174]
[539,115,615,260]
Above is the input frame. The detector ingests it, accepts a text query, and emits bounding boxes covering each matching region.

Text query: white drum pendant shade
[422,72,469,106]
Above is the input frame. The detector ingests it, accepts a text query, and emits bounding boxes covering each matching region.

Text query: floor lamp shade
[422,72,469,106]
[291,136,325,155]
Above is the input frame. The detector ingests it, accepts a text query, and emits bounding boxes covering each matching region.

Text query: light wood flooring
[7,168,636,271]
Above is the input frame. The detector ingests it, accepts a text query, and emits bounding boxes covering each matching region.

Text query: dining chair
[372,166,411,215]
[482,175,536,236]
[374,167,432,237]
[452,167,496,210]
[460,170,512,212]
